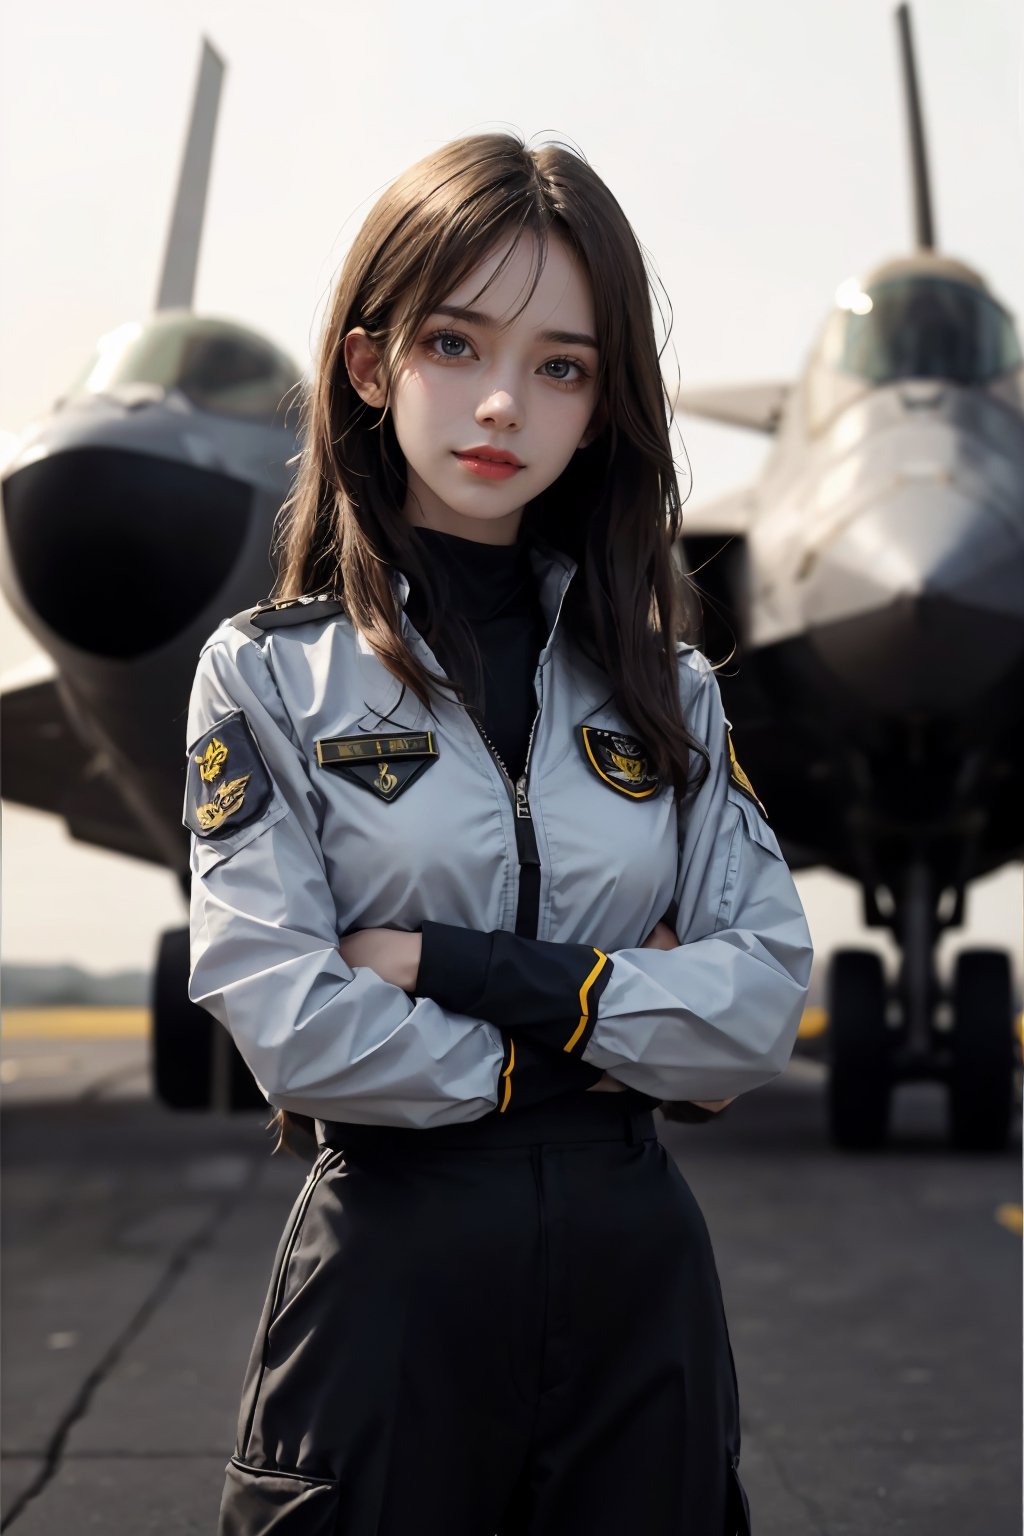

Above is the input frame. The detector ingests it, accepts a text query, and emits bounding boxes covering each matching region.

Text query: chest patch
[315,730,439,802]
[578,726,660,799]
[185,710,274,837]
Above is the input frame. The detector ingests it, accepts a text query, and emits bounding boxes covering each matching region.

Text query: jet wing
[672,380,791,434]
[680,486,757,540]
[1,661,164,863]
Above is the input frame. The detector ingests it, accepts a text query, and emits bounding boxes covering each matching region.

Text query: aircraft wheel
[151,927,264,1110]
[948,949,1015,1153]
[152,927,213,1108]
[826,949,891,1150]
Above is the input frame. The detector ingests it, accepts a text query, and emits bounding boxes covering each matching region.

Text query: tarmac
[1,1012,1020,1534]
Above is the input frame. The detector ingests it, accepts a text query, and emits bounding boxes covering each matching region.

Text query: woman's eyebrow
[432,303,599,350]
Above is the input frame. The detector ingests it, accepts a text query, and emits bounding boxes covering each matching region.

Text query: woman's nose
[475,390,520,431]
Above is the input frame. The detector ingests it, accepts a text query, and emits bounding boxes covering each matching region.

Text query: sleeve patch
[184,709,275,838]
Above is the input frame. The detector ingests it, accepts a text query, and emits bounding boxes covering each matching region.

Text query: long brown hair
[267,131,708,1157]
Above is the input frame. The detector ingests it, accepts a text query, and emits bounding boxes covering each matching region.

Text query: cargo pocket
[727,1452,752,1535]
[219,1455,340,1535]
[235,1148,342,1468]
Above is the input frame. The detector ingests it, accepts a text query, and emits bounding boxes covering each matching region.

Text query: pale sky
[1,0,1022,979]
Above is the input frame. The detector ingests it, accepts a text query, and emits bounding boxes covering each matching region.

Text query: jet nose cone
[1,443,252,657]
[801,486,1024,714]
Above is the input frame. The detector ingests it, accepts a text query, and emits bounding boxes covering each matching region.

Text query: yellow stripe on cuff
[499,1037,515,1113]
[564,948,609,1052]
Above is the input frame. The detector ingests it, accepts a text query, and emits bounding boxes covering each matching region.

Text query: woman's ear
[343,328,388,408]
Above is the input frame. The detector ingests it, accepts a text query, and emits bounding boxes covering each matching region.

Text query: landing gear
[824,851,1020,1151]
[947,950,1016,1153]
[151,926,265,1111]
[826,949,892,1149]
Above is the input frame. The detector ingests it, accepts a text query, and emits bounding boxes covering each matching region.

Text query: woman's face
[352,230,601,544]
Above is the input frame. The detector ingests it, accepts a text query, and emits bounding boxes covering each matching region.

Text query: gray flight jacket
[184,533,814,1128]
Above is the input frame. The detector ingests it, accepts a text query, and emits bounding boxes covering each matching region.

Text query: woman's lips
[453,452,523,481]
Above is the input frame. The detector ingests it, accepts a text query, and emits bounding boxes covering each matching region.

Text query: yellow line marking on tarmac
[797,1006,828,1039]
[2,1008,151,1040]
[995,1204,1023,1237]
[797,1009,1024,1048]
[3,1006,1022,1052]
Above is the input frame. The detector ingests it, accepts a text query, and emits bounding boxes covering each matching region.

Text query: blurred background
[1,0,1021,992]
[1,2,1021,1532]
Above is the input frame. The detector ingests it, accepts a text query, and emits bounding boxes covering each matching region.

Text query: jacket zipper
[466,704,542,936]
[464,567,574,936]
[405,561,574,940]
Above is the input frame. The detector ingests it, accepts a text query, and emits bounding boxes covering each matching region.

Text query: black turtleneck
[402,522,613,1109]
[399,524,687,1118]
[404,524,547,783]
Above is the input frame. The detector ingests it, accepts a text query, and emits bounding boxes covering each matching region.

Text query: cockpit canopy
[65,313,303,424]
[818,275,1021,388]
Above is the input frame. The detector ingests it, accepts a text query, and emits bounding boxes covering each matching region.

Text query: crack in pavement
[0,1156,264,1530]
[760,1436,832,1536]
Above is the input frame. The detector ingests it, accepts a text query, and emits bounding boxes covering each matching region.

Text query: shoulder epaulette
[225,592,346,639]
[248,592,346,629]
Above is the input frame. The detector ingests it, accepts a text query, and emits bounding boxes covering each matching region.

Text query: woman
[184,130,813,1535]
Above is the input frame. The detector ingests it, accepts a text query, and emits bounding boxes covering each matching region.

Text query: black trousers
[218,1092,752,1535]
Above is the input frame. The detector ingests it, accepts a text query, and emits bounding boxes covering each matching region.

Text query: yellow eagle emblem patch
[196,774,253,832]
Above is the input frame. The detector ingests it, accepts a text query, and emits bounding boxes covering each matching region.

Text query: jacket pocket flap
[189,795,290,869]
[727,783,783,860]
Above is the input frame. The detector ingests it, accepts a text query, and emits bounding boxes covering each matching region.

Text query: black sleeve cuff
[492,1032,604,1114]
[417,921,613,1056]
[416,922,494,1014]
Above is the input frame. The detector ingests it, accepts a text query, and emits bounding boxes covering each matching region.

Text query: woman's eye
[542,358,586,384]
[421,328,590,389]
[424,328,473,360]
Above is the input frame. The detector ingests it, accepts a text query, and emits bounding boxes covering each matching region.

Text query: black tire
[152,928,212,1108]
[151,927,265,1111]
[948,949,1015,1153]
[826,949,891,1150]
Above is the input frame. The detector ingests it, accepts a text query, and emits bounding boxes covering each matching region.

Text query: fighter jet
[3,13,1019,1151]
[674,3,1024,1150]
[0,39,302,1111]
